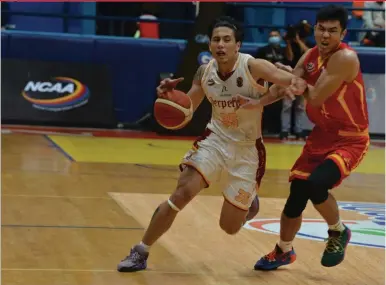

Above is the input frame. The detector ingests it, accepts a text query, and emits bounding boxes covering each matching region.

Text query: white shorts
[180,130,266,210]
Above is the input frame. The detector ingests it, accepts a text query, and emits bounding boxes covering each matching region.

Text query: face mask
[268,36,281,45]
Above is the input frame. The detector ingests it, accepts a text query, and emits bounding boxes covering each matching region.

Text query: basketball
[154,89,193,130]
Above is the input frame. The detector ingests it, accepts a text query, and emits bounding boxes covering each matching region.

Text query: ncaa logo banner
[2,59,116,128]
[244,202,385,249]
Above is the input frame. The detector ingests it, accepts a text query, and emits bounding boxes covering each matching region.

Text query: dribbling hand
[156,77,184,99]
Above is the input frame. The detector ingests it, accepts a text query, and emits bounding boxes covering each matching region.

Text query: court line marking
[2,224,144,230]
[44,134,75,162]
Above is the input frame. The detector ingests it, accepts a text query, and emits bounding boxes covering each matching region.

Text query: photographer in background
[281,20,313,140]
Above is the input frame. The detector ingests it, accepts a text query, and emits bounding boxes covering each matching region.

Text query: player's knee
[169,175,199,210]
[307,159,341,205]
[219,220,242,235]
[169,184,195,211]
[308,159,341,189]
[283,179,310,218]
[308,181,329,205]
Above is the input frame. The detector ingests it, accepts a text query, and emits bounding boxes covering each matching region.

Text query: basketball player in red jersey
[253,5,370,270]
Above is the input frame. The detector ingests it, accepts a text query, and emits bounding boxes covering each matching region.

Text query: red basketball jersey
[303,43,369,133]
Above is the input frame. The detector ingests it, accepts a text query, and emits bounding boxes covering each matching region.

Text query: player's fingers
[173,77,184,84]
[156,86,168,98]
[168,77,184,88]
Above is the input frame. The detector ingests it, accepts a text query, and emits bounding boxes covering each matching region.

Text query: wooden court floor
[2,132,385,285]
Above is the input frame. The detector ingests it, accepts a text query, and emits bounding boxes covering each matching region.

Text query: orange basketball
[154,89,193,130]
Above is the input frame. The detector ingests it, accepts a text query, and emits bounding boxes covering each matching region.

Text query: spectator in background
[280,20,313,140]
[255,29,288,136]
[255,29,287,65]
[361,1,385,47]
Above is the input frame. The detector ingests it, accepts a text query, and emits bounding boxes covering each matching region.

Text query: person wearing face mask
[255,29,286,65]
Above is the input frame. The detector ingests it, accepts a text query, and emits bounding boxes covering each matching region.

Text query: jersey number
[220,113,238,128]
[235,189,251,206]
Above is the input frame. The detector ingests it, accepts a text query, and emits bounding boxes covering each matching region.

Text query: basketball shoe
[321,224,351,267]
[254,244,296,270]
[117,245,149,272]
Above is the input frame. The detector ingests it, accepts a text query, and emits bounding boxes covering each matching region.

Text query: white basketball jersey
[201,53,268,144]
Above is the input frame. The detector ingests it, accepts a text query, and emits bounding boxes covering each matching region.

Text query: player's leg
[219,139,266,235]
[254,179,309,270]
[219,198,249,235]
[117,166,206,272]
[255,148,316,270]
[117,133,223,272]
[309,144,368,267]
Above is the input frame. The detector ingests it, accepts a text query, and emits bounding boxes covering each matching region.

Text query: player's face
[210,27,240,64]
[314,21,347,55]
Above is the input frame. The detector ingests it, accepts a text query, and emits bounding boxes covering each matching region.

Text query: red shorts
[289,127,370,188]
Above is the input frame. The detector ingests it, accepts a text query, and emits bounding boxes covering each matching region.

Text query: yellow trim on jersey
[353,80,367,121]
[327,153,350,176]
[290,170,310,178]
[337,85,361,132]
[351,139,370,171]
[338,129,369,137]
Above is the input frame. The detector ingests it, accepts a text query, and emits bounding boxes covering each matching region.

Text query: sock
[278,239,293,253]
[138,241,151,252]
[328,220,345,232]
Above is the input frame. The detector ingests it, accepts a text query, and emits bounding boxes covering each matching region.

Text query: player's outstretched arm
[258,52,308,107]
[303,49,359,107]
[238,55,308,109]
[156,64,207,113]
[247,58,306,95]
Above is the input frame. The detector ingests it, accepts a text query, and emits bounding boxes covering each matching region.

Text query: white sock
[328,220,345,232]
[138,241,151,252]
[278,240,293,253]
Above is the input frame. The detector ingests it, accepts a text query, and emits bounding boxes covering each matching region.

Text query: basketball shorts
[289,127,370,188]
[180,129,266,211]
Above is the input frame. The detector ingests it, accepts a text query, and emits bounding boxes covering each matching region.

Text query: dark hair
[208,16,244,43]
[316,5,348,30]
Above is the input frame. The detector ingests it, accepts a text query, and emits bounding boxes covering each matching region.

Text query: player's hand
[235,94,261,110]
[156,77,184,99]
[275,62,293,73]
[288,77,307,96]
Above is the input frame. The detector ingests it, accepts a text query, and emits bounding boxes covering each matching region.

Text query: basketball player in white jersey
[117,16,306,272]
